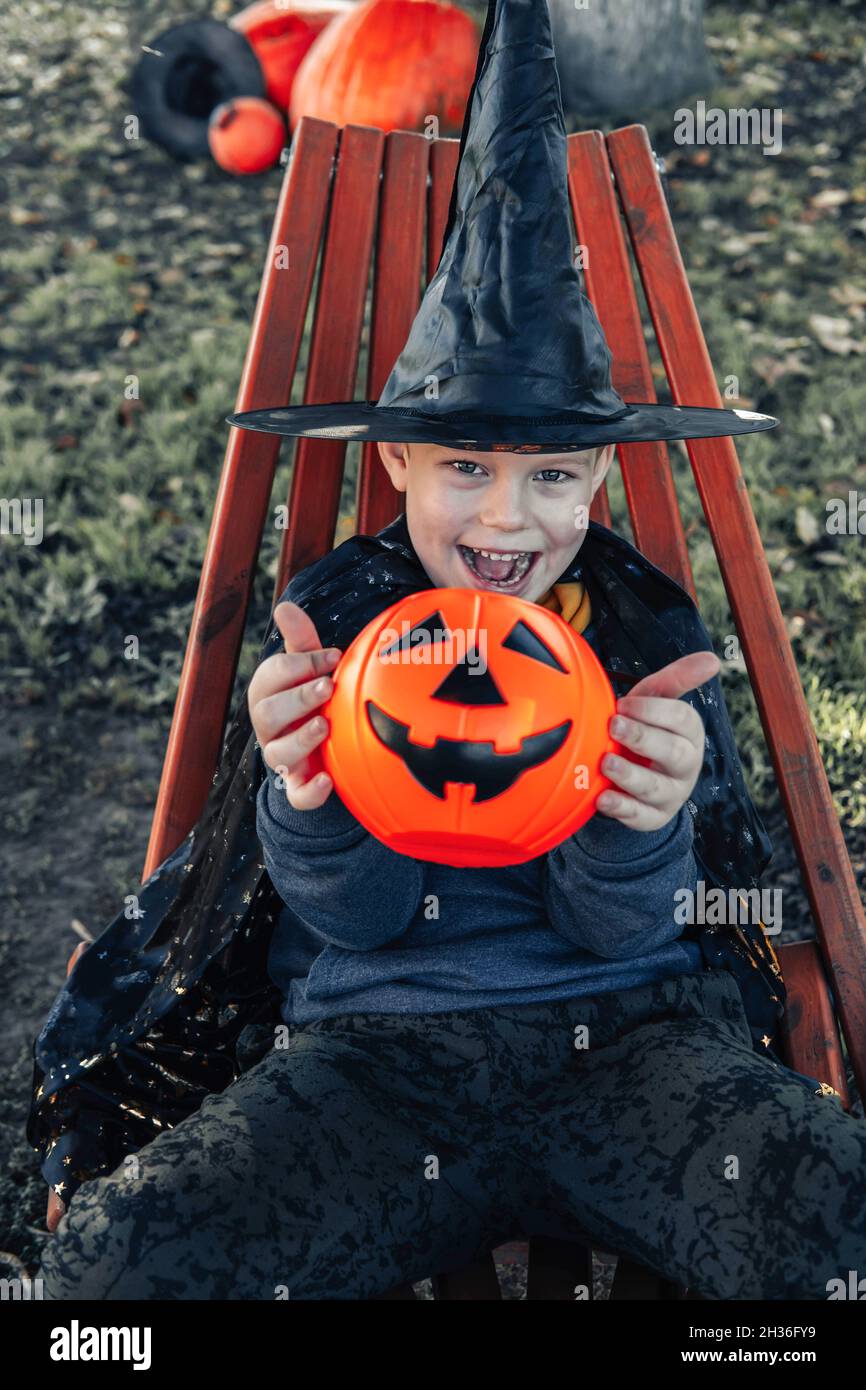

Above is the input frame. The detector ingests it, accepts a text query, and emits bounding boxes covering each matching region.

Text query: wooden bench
[137,117,866,1299]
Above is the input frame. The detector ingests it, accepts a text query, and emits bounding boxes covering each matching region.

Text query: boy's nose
[477,480,529,530]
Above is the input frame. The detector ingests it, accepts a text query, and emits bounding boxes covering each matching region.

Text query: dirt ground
[0,702,165,1275]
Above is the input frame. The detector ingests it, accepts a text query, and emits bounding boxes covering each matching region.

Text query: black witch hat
[131,20,266,162]
[225,0,776,451]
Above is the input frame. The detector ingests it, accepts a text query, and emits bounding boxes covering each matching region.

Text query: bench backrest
[141,118,866,1100]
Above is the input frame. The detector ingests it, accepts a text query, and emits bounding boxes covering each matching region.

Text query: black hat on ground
[131,19,265,162]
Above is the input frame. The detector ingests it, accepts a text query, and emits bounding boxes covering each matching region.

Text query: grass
[2,0,866,1284]
[1,0,865,867]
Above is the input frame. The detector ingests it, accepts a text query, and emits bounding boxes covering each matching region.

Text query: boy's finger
[262,714,329,775]
[609,716,696,775]
[614,693,704,743]
[602,751,679,807]
[250,649,340,706]
[625,651,720,701]
[283,769,333,811]
[595,789,675,832]
[274,601,324,657]
[256,673,334,744]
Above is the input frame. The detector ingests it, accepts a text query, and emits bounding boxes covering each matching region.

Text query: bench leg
[432,1253,502,1299]
[526,1234,594,1299]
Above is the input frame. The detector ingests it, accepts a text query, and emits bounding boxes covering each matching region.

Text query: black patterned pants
[37,969,866,1300]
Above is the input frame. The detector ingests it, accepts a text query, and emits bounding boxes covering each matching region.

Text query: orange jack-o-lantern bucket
[320,587,630,867]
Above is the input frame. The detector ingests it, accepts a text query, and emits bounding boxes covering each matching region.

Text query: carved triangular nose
[432,651,506,706]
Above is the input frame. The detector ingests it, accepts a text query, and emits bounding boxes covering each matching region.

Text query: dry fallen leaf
[117,492,146,516]
[830,284,866,308]
[795,506,820,545]
[809,314,866,355]
[752,352,811,385]
[810,188,850,209]
[9,207,45,225]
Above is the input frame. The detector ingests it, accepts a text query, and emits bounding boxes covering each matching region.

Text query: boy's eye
[446,461,575,482]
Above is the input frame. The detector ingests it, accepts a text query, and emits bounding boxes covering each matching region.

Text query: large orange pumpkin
[230,1,353,111]
[289,0,479,134]
[320,587,627,867]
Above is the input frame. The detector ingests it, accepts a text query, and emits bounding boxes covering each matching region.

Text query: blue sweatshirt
[257,600,704,1023]
[258,765,703,1025]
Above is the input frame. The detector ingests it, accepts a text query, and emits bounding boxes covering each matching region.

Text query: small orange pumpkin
[208,97,287,174]
[320,587,627,867]
[289,0,479,134]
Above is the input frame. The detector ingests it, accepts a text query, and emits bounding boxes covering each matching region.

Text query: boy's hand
[248,601,342,811]
[596,651,720,832]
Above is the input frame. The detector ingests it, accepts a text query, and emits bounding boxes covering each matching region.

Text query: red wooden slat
[608,122,866,1101]
[356,131,430,536]
[777,942,850,1107]
[569,133,695,597]
[589,487,613,530]
[277,123,385,590]
[427,137,460,277]
[143,118,339,879]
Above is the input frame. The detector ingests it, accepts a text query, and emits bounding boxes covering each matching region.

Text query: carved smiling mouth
[366,700,572,802]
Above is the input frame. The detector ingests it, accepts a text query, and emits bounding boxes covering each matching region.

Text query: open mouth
[458,544,540,591]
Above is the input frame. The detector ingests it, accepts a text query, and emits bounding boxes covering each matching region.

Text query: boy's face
[376,441,615,604]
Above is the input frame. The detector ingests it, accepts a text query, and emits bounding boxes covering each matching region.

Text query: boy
[38,440,866,1301]
[255,439,716,1019]
[33,0,866,1299]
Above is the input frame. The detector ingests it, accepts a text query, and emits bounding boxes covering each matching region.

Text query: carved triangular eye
[432,650,506,706]
[502,619,567,672]
[379,610,451,659]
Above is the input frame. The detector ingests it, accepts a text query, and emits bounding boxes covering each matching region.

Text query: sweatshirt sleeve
[256,765,424,951]
[542,804,698,959]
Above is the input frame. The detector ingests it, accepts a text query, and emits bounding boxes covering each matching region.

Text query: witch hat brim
[225,0,778,451]
[224,401,777,450]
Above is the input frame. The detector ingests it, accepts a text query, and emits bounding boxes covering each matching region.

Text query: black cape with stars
[27,512,785,1208]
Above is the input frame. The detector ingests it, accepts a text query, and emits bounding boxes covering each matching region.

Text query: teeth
[460,545,534,586]
[469,547,531,560]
